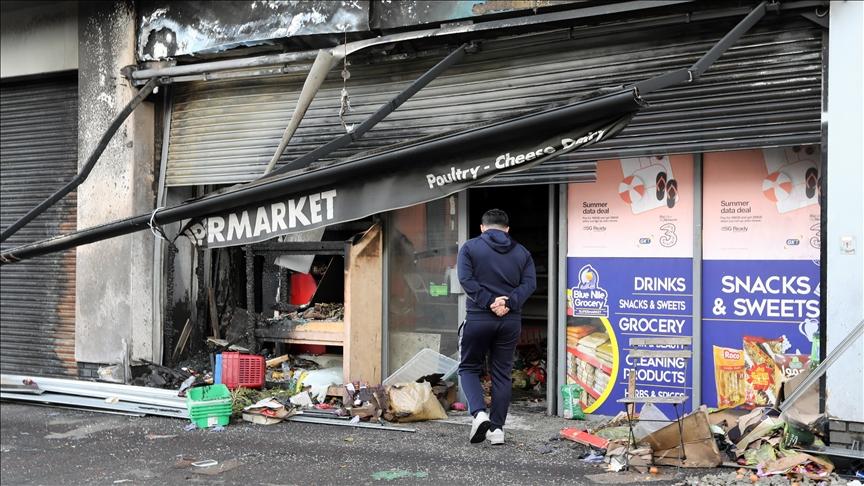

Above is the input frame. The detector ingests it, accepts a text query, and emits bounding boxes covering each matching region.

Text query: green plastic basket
[186,384,232,428]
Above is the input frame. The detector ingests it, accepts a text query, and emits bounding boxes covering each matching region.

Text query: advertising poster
[702,147,821,409]
[567,155,693,415]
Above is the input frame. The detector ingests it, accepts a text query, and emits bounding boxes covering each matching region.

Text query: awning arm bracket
[0,77,160,243]
[265,43,470,177]
[634,1,768,95]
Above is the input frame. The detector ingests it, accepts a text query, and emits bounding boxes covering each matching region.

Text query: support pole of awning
[262,49,340,175]
[266,43,469,177]
[0,77,160,243]
[634,1,768,95]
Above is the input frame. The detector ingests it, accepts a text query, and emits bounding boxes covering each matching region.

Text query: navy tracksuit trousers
[458,313,521,430]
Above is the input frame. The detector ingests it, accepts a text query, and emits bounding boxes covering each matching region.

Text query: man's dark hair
[481,208,509,227]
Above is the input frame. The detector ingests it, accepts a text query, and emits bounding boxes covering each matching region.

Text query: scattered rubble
[264,302,345,326]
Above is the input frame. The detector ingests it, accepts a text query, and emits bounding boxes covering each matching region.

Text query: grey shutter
[0,75,78,377]
[165,14,821,187]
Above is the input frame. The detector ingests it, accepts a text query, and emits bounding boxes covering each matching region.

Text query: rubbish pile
[263,302,344,326]
[223,352,457,429]
[559,366,850,482]
[0,348,459,437]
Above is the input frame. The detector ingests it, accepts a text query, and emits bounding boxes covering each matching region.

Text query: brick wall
[829,420,864,449]
[76,362,105,380]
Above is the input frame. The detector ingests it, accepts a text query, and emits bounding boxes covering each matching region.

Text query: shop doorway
[468,185,551,412]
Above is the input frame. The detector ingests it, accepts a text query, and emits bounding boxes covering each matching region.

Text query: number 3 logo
[809,223,820,250]
[659,223,677,247]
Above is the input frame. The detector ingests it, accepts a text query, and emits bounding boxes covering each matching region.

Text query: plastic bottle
[809,330,820,369]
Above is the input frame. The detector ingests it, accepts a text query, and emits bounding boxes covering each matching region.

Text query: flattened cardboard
[643,410,723,468]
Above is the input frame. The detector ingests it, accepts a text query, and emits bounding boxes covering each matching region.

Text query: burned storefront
[3,1,861,454]
[132,0,827,417]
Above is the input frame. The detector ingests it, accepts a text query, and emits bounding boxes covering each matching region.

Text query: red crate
[220,352,265,390]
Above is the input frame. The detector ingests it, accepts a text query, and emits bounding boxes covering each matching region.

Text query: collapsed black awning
[186,88,644,247]
[0,88,644,261]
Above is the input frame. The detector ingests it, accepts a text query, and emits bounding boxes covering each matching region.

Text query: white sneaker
[469,411,491,444]
[487,428,504,445]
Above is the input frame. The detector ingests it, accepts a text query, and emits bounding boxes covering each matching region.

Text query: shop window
[386,196,460,374]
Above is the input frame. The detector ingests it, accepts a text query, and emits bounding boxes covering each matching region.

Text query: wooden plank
[292,321,344,333]
[254,328,344,345]
[627,371,636,416]
[171,318,192,363]
[344,224,383,383]
[628,349,692,358]
[266,354,290,368]
[208,288,220,339]
[629,337,692,346]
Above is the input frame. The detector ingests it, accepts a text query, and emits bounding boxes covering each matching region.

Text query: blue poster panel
[701,260,820,408]
[701,148,821,409]
[566,156,694,416]
[566,257,693,416]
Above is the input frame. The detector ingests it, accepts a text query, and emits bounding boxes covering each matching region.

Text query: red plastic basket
[220,352,265,390]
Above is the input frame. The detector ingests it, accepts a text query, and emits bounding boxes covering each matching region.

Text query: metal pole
[779,319,864,414]
[0,77,159,243]
[151,86,174,365]
[266,44,469,177]
[634,1,767,95]
[691,153,703,410]
[547,184,557,415]
[132,50,320,81]
[262,49,339,175]
[556,183,568,417]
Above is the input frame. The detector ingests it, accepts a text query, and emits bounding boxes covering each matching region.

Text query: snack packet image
[775,353,811,381]
[713,346,746,408]
[743,336,785,408]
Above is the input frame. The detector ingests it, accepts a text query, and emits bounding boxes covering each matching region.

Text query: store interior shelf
[254,321,345,346]
[566,346,612,374]
[568,373,601,400]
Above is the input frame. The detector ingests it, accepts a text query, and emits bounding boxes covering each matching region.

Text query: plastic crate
[186,384,232,428]
[383,348,459,386]
[220,352,265,390]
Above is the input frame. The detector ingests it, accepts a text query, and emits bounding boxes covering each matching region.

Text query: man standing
[457,208,536,445]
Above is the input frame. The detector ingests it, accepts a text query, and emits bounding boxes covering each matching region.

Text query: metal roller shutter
[0,75,78,377]
[165,14,821,187]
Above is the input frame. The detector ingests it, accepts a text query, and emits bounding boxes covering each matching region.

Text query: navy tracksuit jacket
[456,229,536,429]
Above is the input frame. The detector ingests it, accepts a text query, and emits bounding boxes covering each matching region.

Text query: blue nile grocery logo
[570,264,609,317]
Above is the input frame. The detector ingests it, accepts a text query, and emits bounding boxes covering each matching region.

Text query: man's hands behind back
[490,296,509,317]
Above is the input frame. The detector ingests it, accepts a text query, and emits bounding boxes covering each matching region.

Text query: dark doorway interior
[468,185,549,410]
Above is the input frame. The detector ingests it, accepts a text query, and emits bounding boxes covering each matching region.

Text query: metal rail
[779,319,864,414]
[266,43,469,177]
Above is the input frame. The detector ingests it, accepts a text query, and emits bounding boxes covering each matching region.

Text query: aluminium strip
[287,415,416,432]
[14,384,188,409]
[23,403,146,417]
[1,392,188,419]
[1,375,185,399]
[3,375,186,408]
